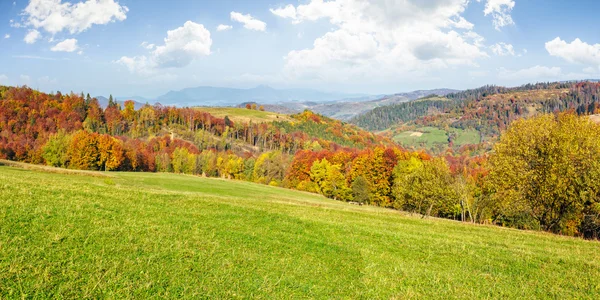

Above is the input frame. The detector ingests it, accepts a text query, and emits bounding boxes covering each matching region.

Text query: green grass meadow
[1,164,599,298]
[393,127,481,151]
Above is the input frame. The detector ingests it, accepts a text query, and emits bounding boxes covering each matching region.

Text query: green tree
[351,176,370,204]
[393,157,458,217]
[172,147,196,174]
[42,131,72,168]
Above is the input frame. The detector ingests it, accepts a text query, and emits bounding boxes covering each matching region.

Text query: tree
[310,158,351,201]
[98,135,125,171]
[393,157,458,217]
[351,176,370,204]
[68,131,100,170]
[42,131,72,167]
[253,151,288,185]
[172,147,196,174]
[108,94,117,108]
[488,113,600,234]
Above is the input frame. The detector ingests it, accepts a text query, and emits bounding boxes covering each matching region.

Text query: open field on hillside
[1,162,599,298]
[195,107,293,123]
[393,127,481,151]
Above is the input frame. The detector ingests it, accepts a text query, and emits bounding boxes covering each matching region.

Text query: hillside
[252,88,458,121]
[351,82,600,153]
[194,107,294,123]
[1,162,599,298]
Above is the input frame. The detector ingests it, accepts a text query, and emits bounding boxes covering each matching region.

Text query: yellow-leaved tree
[488,113,600,235]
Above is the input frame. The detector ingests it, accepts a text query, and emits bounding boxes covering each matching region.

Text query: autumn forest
[2,82,600,239]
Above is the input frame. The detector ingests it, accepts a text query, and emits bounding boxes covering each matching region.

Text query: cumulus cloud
[230,12,266,31]
[51,38,79,52]
[483,0,515,31]
[498,65,562,81]
[490,42,515,56]
[140,41,155,50]
[117,21,212,75]
[216,24,232,31]
[4,34,10,39]
[545,37,600,67]
[272,0,487,82]
[24,29,41,44]
[21,0,128,35]
[270,4,298,21]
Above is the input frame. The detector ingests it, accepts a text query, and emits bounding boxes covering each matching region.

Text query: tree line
[2,85,600,239]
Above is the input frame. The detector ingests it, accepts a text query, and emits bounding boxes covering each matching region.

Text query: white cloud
[38,76,58,85]
[490,42,515,56]
[22,0,128,35]
[24,29,41,44]
[216,24,232,31]
[545,37,600,67]
[498,65,562,81]
[270,4,298,21]
[10,19,24,28]
[275,0,487,82]
[483,0,515,31]
[4,34,10,39]
[117,21,212,75]
[13,54,61,60]
[140,41,155,49]
[51,38,79,52]
[230,12,266,31]
[450,16,474,30]
[0,74,8,85]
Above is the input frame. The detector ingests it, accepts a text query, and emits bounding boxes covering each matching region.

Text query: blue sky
[0,0,599,98]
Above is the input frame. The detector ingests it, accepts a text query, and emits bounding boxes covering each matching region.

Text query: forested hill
[350,81,599,135]
[4,84,600,239]
[0,85,391,172]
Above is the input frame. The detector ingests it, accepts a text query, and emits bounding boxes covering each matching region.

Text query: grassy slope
[393,127,480,150]
[1,164,599,298]
[195,107,293,123]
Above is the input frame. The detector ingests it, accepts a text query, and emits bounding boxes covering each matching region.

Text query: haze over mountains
[145,85,375,107]
[285,88,458,121]
[99,85,457,121]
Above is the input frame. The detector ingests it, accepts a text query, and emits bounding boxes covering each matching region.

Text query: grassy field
[1,163,599,298]
[393,126,481,151]
[195,107,293,123]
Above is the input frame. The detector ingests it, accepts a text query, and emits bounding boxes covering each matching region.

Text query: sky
[0,0,599,98]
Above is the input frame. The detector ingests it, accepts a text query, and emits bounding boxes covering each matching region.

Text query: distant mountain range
[150,85,376,107]
[250,88,458,121]
[96,85,458,121]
